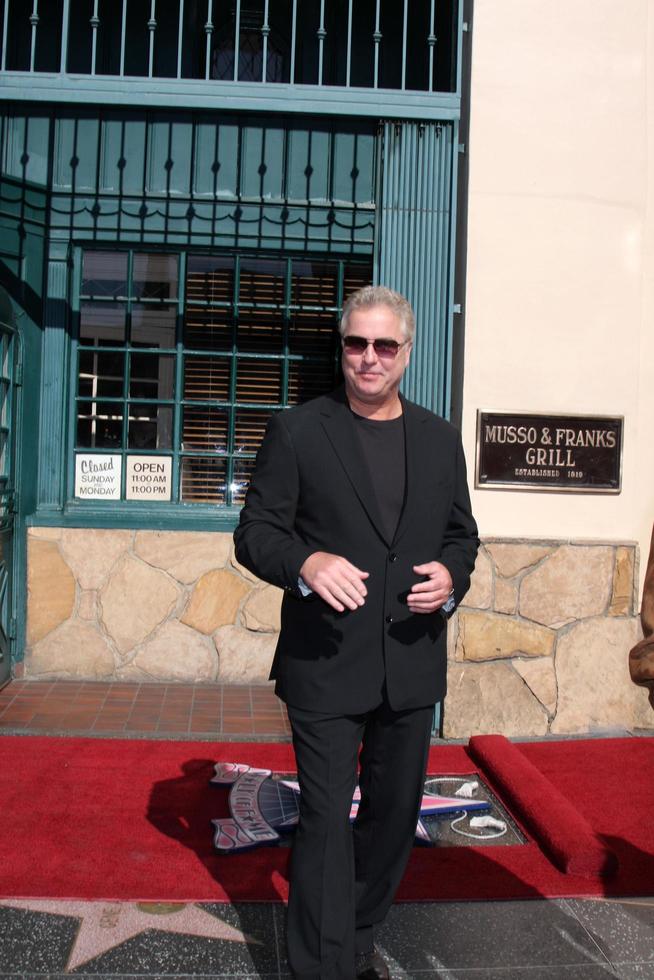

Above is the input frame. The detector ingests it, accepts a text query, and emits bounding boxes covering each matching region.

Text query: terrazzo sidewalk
[1,895,653,978]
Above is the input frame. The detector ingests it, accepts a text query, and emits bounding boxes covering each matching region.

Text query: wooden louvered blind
[181,253,372,505]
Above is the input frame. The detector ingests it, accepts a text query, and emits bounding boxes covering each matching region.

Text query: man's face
[341,305,412,408]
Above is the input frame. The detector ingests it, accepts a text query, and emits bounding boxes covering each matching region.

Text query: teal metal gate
[376,119,458,420]
[0,298,20,686]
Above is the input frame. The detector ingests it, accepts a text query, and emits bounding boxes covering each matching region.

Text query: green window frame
[70,247,372,509]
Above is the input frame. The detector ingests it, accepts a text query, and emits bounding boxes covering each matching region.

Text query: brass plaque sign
[476,412,622,493]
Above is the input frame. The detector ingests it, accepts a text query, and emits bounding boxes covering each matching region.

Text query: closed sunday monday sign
[75,454,121,499]
[476,412,623,492]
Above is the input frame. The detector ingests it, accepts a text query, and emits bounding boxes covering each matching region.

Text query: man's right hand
[299,552,369,613]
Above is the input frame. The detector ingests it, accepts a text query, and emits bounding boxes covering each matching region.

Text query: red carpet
[0,734,652,902]
[468,735,618,878]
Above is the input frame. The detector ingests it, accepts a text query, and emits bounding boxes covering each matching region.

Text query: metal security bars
[0,310,18,683]
[0,0,457,97]
[73,247,371,506]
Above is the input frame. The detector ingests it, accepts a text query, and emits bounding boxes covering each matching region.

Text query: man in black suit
[234,286,479,980]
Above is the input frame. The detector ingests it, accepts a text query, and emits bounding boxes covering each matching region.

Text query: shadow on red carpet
[0,735,652,902]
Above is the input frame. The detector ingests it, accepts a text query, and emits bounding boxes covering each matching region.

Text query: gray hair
[339,285,416,343]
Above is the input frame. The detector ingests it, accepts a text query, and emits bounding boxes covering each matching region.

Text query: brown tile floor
[0,680,292,740]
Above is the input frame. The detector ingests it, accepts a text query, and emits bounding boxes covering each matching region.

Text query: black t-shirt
[352,411,406,542]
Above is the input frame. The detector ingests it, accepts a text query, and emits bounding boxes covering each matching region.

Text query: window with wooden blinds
[74,248,372,506]
[182,254,372,504]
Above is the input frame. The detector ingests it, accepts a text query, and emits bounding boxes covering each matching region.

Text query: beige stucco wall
[463,0,654,595]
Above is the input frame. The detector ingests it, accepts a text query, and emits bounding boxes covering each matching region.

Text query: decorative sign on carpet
[210,763,524,853]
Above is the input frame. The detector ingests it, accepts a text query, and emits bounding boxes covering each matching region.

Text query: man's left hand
[407,561,453,614]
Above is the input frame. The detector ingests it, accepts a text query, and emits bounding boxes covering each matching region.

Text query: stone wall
[444,539,654,737]
[24,528,281,684]
[24,528,654,737]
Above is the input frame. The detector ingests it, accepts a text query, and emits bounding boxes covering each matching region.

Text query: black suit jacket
[234,387,479,713]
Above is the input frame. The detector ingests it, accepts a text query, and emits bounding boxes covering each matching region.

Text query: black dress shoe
[355,946,390,979]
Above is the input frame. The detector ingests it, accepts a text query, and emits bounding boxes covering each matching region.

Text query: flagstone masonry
[23,529,654,736]
[444,539,653,737]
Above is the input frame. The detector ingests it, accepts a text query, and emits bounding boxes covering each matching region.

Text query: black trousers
[286,697,434,980]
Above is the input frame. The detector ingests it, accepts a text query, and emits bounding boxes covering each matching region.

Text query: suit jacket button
[389,552,398,562]
[385,614,394,624]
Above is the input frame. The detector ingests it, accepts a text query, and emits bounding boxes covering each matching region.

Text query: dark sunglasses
[342,335,407,359]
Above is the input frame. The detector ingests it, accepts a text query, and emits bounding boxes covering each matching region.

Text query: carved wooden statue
[630,526,654,709]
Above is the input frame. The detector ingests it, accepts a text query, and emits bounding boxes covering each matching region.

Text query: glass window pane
[81,252,128,297]
[184,356,231,402]
[237,313,284,353]
[123,0,150,75]
[343,263,371,300]
[77,349,125,399]
[80,302,127,345]
[322,1,348,86]
[0,368,9,481]
[182,406,229,453]
[396,1,430,92]
[239,257,286,306]
[5,0,32,71]
[99,352,125,395]
[129,353,175,400]
[131,307,176,348]
[348,1,376,88]
[234,409,273,455]
[236,359,282,404]
[184,306,233,351]
[293,0,320,85]
[132,253,178,300]
[378,0,403,90]
[76,415,93,448]
[291,260,338,307]
[211,5,237,82]
[181,456,226,503]
[78,375,94,399]
[288,358,337,405]
[187,255,235,305]
[128,406,173,450]
[76,400,123,449]
[0,334,10,377]
[289,310,337,355]
[230,457,257,505]
[267,0,292,83]
[78,350,96,398]
[237,7,265,82]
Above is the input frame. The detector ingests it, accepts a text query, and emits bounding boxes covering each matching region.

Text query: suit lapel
[319,389,391,546]
[393,396,427,545]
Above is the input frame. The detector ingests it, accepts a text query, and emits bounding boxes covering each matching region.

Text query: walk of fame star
[211,762,492,852]
[0,899,255,972]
